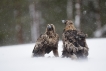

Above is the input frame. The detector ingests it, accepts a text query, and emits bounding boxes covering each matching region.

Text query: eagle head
[46,24,56,34]
[62,20,76,31]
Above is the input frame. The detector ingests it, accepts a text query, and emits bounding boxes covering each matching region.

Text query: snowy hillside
[0,38,106,71]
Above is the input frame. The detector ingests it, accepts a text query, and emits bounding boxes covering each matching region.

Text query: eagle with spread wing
[62,20,89,59]
[32,24,59,57]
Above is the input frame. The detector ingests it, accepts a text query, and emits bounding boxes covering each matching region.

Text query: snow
[0,38,106,71]
[83,11,87,14]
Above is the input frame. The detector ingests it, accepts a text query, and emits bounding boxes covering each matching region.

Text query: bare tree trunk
[93,0,101,29]
[14,8,23,44]
[67,0,73,20]
[29,0,40,42]
[94,25,106,37]
[75,0,81,30]
[93,0,102,37]
[17,23,23,43]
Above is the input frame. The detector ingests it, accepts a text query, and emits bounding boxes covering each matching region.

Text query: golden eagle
[62,20,89,59]
[32,24,59,57]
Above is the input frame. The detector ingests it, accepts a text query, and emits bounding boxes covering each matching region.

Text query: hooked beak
[47,24,52,30]
[62,20,66,24]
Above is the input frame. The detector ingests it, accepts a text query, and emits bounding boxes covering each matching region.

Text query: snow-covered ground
[0,38,106,71]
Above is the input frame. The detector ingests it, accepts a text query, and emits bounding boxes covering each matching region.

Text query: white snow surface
[0,38,106,71]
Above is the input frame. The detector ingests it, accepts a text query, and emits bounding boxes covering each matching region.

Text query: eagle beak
[62,20,66,24]
[47,24,51,30]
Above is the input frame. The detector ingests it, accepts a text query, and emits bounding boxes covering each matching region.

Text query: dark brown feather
[62,20,89,59]
[32,24,59,57]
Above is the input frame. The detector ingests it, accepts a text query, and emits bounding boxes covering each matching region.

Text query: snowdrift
[0,38,106,71]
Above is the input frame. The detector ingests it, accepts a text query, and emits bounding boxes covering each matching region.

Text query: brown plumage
[32,24,59,57]
[62,20,89,59]
[76,31,89,58]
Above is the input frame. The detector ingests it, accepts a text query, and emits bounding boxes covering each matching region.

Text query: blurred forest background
[0,0,106,46]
